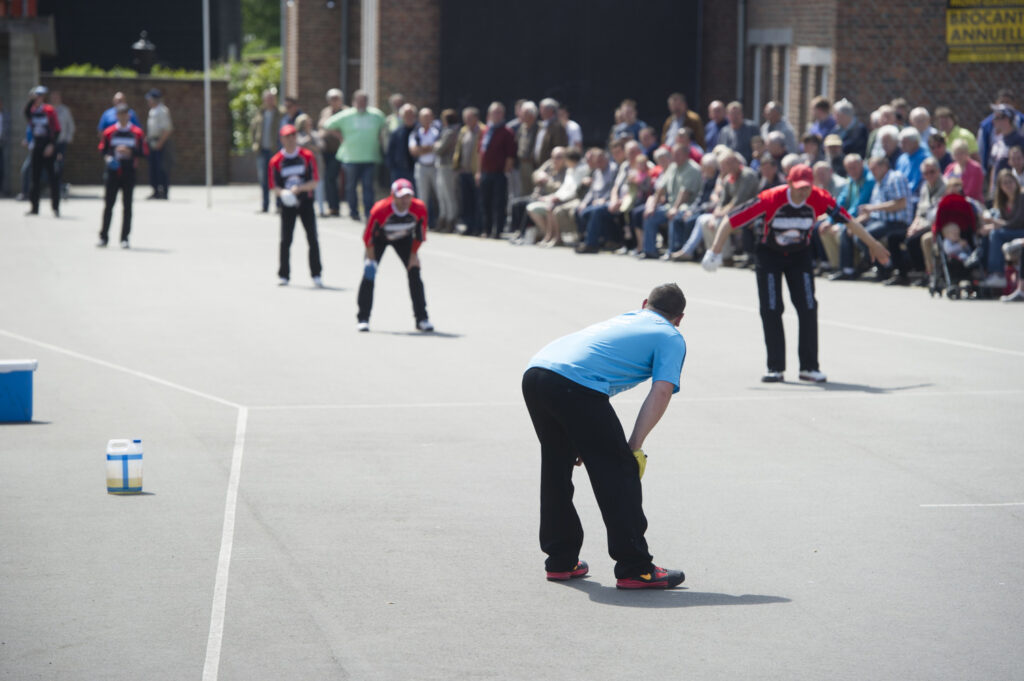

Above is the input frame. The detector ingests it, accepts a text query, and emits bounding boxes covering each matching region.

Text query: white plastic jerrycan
[106,439,143,494]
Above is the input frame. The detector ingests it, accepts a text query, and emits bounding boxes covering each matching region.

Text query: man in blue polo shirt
[522,283,687,590]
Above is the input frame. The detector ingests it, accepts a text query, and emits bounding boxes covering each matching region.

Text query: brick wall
[835,0,1024,132]
[289,0,341,122]
[378,0,439,111]
[39,75,230,185]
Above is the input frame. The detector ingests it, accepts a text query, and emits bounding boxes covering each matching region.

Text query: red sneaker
[616,565,685,589]
[546,560,589,581]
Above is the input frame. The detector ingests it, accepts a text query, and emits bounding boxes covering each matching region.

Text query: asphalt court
[1,186,1022,680]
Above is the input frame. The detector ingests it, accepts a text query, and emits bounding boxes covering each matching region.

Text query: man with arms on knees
[523,284,688,590]
[357,179,433,333]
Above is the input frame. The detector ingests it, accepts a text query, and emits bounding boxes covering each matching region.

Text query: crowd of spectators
[256,86,1024,302]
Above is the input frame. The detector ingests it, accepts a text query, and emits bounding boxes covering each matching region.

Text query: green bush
[53,63,138,78]
[226,56,281,152]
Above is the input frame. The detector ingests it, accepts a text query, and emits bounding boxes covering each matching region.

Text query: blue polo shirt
[528,309,686,396]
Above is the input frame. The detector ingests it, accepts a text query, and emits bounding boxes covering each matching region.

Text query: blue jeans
[642,206,696,255]
[345,162,377,219]
[581,205,619,247]
[258,148,273,211]
[840,219,907,271]
[986,228,1024,272]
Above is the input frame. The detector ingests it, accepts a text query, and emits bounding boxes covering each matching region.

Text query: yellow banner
[947,0,1024,61]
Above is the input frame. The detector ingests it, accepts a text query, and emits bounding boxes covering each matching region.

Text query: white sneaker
[981,273,1007,288]
[416,319,434,332]
[799,369,827,383]
[278,277,289,286]
[761,371,784,383]
[312,276,323,288]
[1000,289,1024,302]
[356,321,370,332]
[120,240,129,249]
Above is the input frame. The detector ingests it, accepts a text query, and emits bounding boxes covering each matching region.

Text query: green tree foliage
[242,0,281,48]
[227,56,282,152]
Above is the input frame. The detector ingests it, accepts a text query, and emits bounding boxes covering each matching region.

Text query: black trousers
[279,199,322,280]
[479,171,508,237]
[357,233,428,323]
[521,367,654,579]
[100,167,135,242]
[29,141,59,213]
[756,247,818,373]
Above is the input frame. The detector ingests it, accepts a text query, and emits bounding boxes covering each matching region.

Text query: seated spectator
[780,153,802,177]
[944,139,984,203]
[922,177,981,283]
[909,107,938,148]
[527,147,579,247]
[833,98,868,158]
[717,101,759,163]
[825,154,876,278]
[386,104,418,185]
[650,146,671,182]
[877,124,902,168]
[808,96,837,138]
[513,147,567,242]
[759,153,785,189]
[638,142,702,258]
[980,169,1024,287]
[610,98,646,142]
[674,127,704,162]
[662,92,705,148]
[559,104,583,152]
[813,160,846,199]
[851,155,913,284]
[576,141,642,253]
[999,236,1024,301]
[666,153,720,260]
[550,147,595,241]
[934,106,979,160]
[695,150,759,260]
[760,100,798,153]
[705,100,728,149]
[639,126,660,157]
[749,135,765,171]
[624,154,657,254]
[896,127,928,213]
[902,157,947,285]
[765,131,788,164]
[574,147,618,251]
[799,133,823,165]
[867,105,897,158]
[928,132,953,173]
[1008,145,1024,186]
[824,134,845,177]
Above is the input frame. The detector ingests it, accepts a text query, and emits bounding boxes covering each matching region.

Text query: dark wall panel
[440,0,702,147]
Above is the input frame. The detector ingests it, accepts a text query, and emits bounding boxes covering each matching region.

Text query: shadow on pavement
[800,381,932,394]
[125,247,175,254]
[0,420,52,426]
[561,580,791,608]
[373,330,463,338]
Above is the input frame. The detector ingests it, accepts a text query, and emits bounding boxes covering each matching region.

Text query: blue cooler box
[0,360,38,422]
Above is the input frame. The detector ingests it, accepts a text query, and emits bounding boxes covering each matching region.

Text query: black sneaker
[882,274,909,286]
[546,560,589,581]
[616,565,685,589]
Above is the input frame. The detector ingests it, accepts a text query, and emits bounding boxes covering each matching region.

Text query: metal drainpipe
[736,0,746,103]
[341,0,350,96]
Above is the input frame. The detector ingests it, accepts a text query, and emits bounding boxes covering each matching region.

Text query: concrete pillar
[5,31,39,196]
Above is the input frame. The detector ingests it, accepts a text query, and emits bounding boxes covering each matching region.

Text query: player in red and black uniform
[23,85,62,216]
[356,178,433,332]
[98,104,148,248]
[268,124,323,286]
[703,165,890,383]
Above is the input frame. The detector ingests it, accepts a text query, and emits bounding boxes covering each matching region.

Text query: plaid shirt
[870,170,913,224]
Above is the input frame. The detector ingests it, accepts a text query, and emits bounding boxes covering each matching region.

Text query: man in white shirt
[145,89,173,199]
[559,105,583,151]
[408,107,440,229]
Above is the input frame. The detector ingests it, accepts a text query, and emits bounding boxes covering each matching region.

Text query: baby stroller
[929,193,980,300]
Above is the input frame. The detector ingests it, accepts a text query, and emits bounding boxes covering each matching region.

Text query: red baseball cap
[787,164,813,188]
[279,124,297,137]
[391,178,414,197]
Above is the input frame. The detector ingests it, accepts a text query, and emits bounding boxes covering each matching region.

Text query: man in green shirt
[323,89,386,221]
[638,143,702,257]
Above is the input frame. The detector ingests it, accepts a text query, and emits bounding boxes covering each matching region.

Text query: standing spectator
[23,85,61,217]
[50,90,74,199]
[294,113,326,217]
[324,89,387,221]
[384,93,404,134]
[824,134,845,177]
[909,107,938,149]
[96,92,139,138]
[453,106,485,235]
[933,106,978,159]
[385,104,417,186]
[977,90,1024,175]
[535,98,568,167]
[717,101,759,163]
[433,108,460,233]
[268,124,322,287]
[661,92,704,149]
[97,104,146,247]
[559,105,583,152]
[249,89,282,213]
[890,98,911,128]
[478,101,517,239]
[851,156,912,283]
[408,107,441,229]
[928,132,953,173]
[807,96,836,138]
[514,101,539,197]
[317,88,346,217]
[638,126,659,157]
[280,97,302,128]
[896,128,928,213]
[833,98,867,158]
[144,89,172,200]
[705,100,727,150]
[610,99,645,142]
[760,101,798,153]
[944,139,985,203]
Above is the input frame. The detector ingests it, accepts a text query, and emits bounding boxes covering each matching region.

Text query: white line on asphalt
[246,388,1024,411]
[202,407,249,681]
[920,502,1024,508]
[0,328,241,408]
